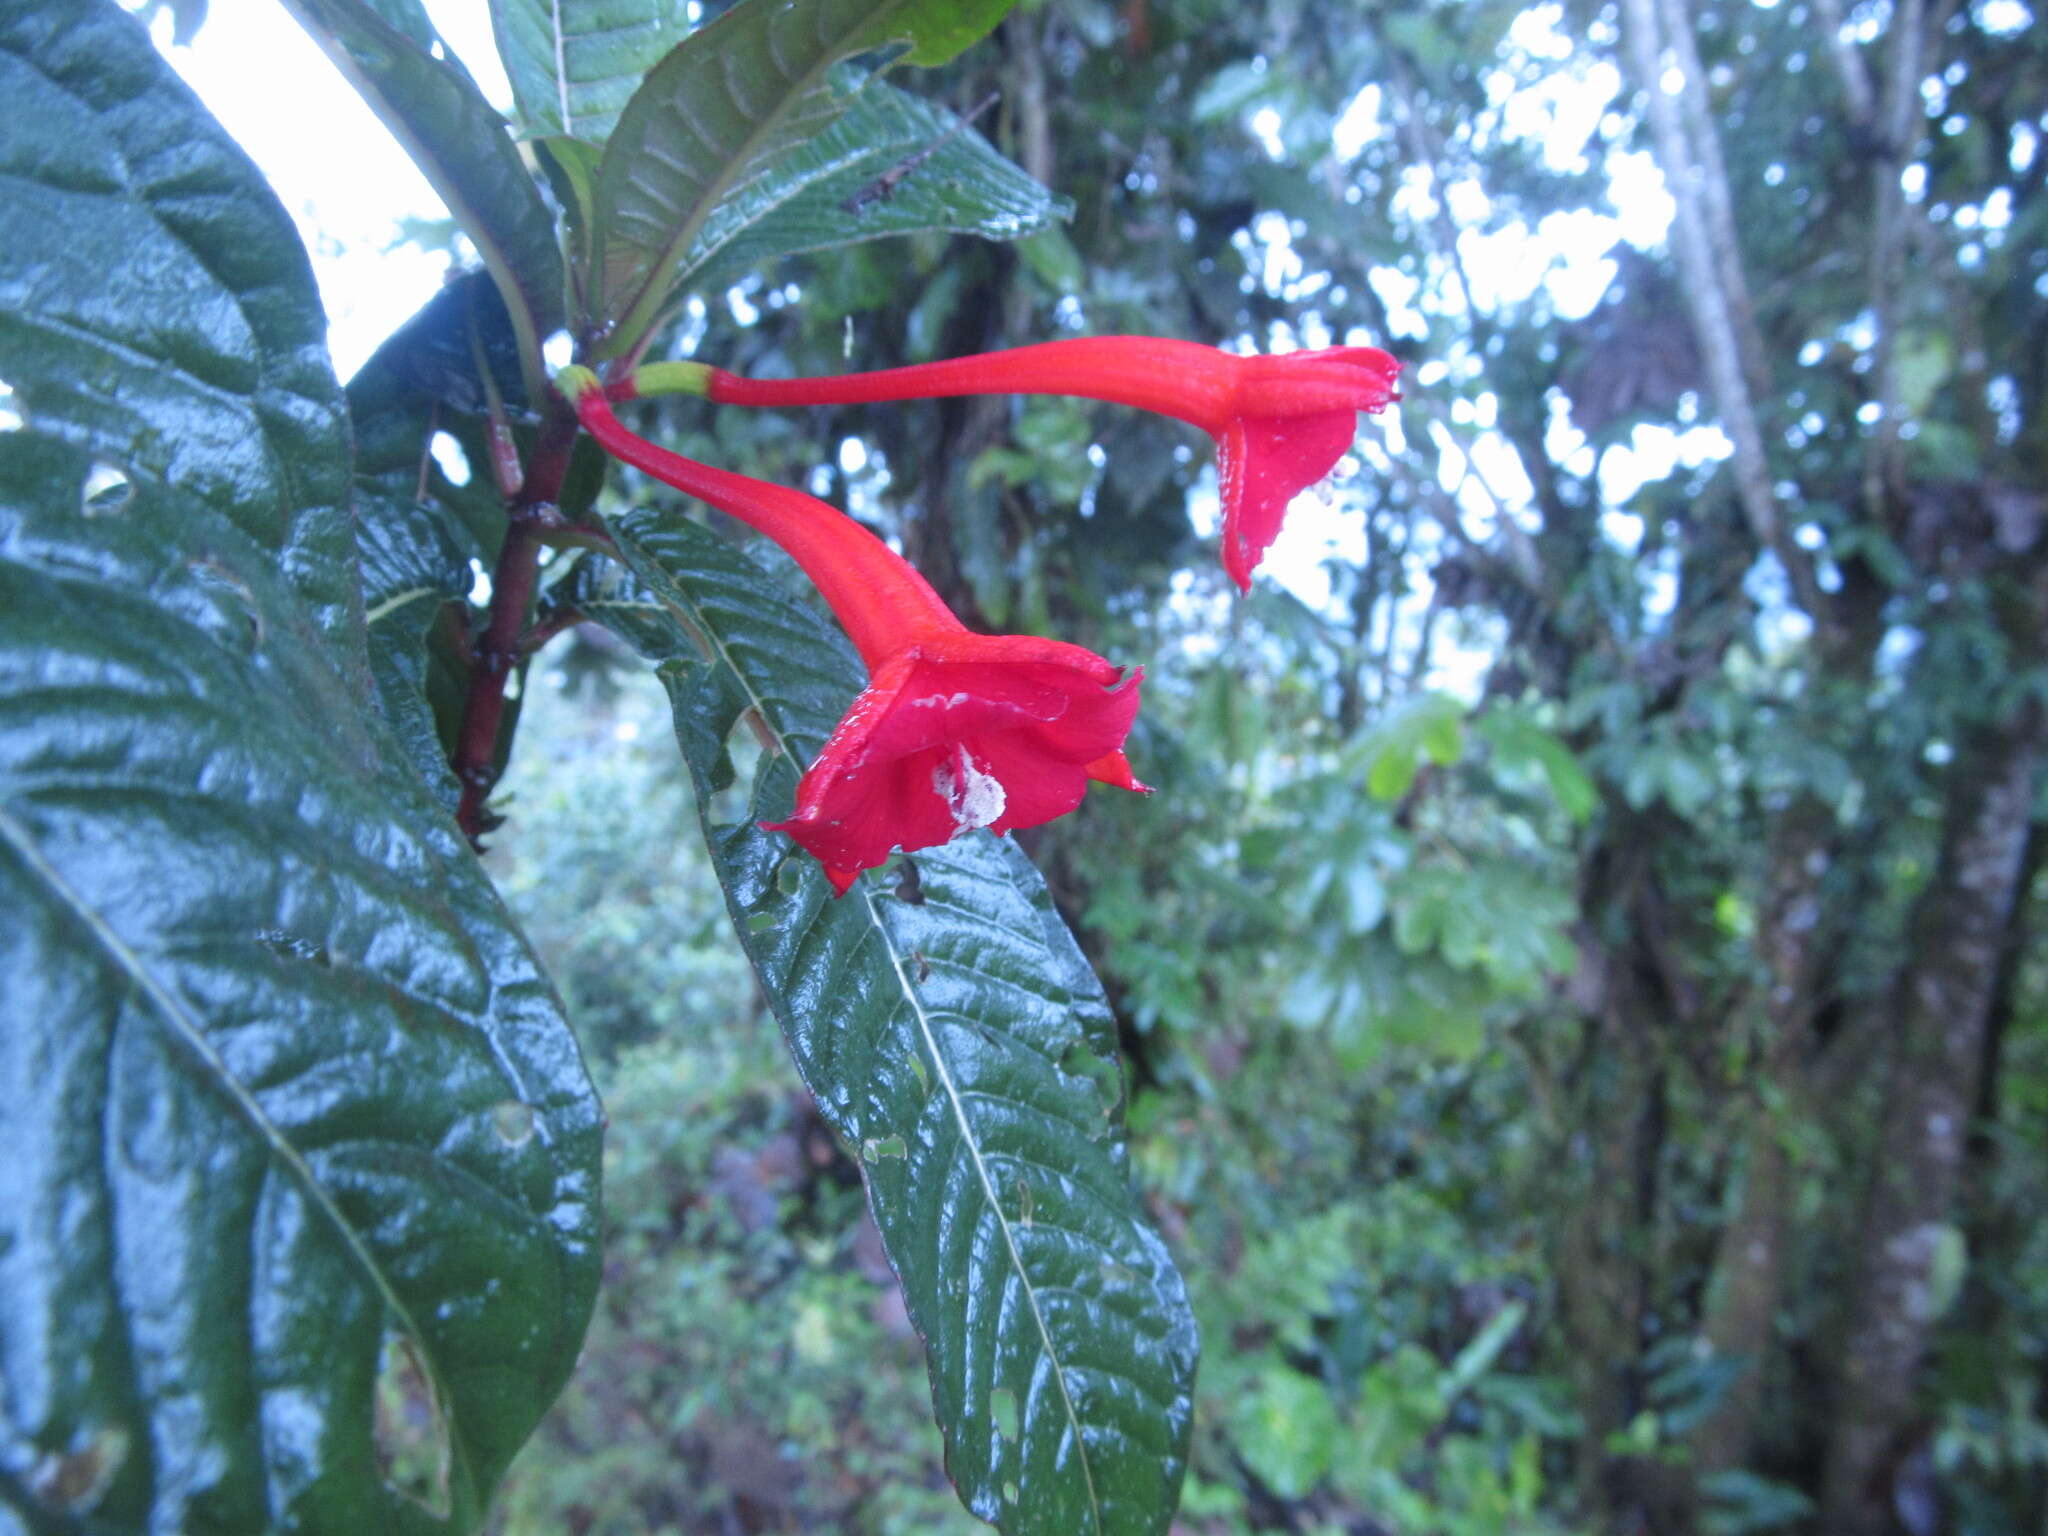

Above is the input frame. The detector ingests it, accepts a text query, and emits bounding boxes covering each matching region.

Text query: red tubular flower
[620,338,1401,593]
[558,367,1147,895]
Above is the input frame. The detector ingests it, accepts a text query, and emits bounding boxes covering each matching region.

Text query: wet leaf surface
[0,7,603,1530]
[563,510,1198,1536]
[587,0,1022,353]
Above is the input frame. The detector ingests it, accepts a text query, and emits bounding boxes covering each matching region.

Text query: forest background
[56,0,2048,1532]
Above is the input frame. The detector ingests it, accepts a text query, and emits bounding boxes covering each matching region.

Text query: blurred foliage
[462,0,2048,1529]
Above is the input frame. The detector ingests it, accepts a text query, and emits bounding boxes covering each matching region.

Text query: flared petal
[1085,750,1152,793]
[1214,409,1362,593]
[759,643,1145,890]
[617,338,1402,593]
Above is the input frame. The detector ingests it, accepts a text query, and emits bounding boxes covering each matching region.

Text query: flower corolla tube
[559,367,1147,895]
[618,337,1401,592]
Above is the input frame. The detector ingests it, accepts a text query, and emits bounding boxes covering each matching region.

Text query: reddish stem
[453,403,581,846]
[519,603,586,657]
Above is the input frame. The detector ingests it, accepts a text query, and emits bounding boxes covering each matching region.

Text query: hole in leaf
[253,928,330,967]
[776,857,805,895]
[81,462,132,517]
[892,857,925,904]
[1003,1480,1020,1504]
[374,1329,451,1518]
[429,431,470,488]
[1058,1042,1121,1124]
[746,910,779,933]
[861,1134,906,1162]
[906,1052,930,1099]
[490,1100,536,1147]
[428,436,471,495]
[989,1387,1020,1443]
[1014,1178,1034,1229]
[466,557,491,605]
[26,1425,128,1512]
[739,706,779,757]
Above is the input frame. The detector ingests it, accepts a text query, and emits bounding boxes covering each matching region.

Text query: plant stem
[519,603,587,657]
[453,401,580,847]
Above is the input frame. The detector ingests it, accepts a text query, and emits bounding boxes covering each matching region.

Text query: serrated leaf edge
[856,885,1107,1530]
[611,538,1110,1532]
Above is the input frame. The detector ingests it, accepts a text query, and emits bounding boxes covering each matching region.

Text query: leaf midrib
[551,0,572,134]
[859,888,1107,1531]
[595,0,918,352]
[0,801,475,1505]
[632,536,1107,1532]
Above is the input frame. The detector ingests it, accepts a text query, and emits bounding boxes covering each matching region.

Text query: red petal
[976,735,1093,834]
[1215,410,1359,593]
[761,641,1145,887]
[766,741,960,875]
[1085,750,1152,793]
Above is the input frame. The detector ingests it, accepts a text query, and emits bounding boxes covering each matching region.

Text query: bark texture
[1821,697,2048,1533]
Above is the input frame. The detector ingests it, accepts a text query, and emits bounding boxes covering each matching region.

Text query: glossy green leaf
[0,432,603,1536]
[489,0,692,143]
[589,0,1019,354]
[0,7,603,1530]
[279,0,564,404]
[0,0,359,655]
[346,287,511,811]
[561,511,1199,1536]
[687,80,1070,294]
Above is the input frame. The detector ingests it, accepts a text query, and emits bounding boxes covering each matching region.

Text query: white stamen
[933,747,1006,833]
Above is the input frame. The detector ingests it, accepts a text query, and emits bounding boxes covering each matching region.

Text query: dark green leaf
[687,81,1070,293]
[489,0,692,143]
[346,294,512,810]
[589,0,1019,353]
[356,270,532,419]
[0,434,602,1536]
[562,511,1198,1536]
[0,10,602,1529]
[0,0,358,656]
[278,0,564,403]
[537,134,604,281]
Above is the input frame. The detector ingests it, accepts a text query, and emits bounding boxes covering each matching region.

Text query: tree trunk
[1691,799,1836,1474]
[1551,827,1697,1533]
[1820,697,2048,1533]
